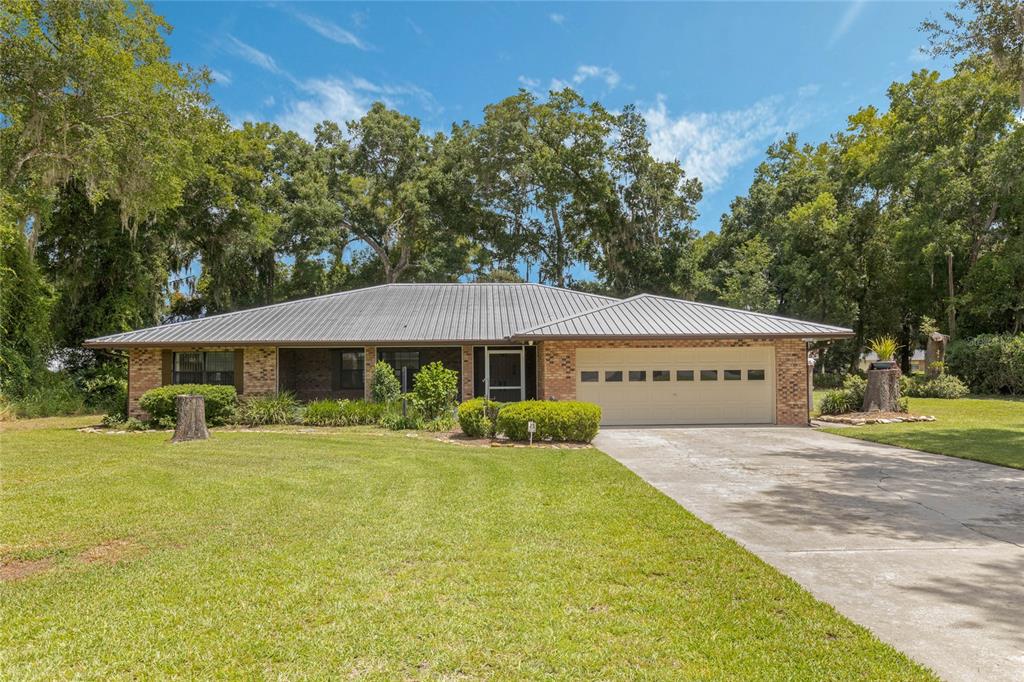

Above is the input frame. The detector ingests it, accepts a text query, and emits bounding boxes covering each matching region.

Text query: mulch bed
[816,412,936,426]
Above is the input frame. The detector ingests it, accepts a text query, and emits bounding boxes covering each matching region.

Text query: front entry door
[487,349,524,402]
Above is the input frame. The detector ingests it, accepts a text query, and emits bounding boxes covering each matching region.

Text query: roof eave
[510,332,855,342]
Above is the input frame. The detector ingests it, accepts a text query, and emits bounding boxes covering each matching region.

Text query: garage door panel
[576,347,775,426]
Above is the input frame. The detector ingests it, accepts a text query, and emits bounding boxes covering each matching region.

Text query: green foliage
[371,361,401,403]
[457,397,504,438]
[302,399,392,427]
[302,399,344,426]
[4,372,86,418]
[379,412,426,431]
[0,223,53,399]
[409,361,459,420]
[235,392,299,426]
[947,334,1024,394]
[812,373,850,390]
[868,336,899,362]
[818,375,869,415]
[138,384,237,426]
[718,235,776,312]
[904,374,970,399]
[496,400,602,442]
[81,373,128,416]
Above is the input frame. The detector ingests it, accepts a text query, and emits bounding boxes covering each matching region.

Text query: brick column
[460,345,474,401]
[774,339,808,425]
[242,347,278,396]
[538,341,576,401]
[363,346,377,401]
[128,348,162,419]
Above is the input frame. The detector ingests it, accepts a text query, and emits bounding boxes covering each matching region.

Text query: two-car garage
[575,346,776,426]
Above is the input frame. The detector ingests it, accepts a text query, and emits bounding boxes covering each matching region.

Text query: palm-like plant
[868,335,900,362]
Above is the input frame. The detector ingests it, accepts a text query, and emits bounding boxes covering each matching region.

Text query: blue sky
[155,0,952,232]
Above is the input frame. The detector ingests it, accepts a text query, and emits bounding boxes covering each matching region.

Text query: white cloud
[263,95,276,107]
[276,79,369,139]
[549,13,566,25]
[642,95,791,192]
[572,64,620,89]
[908,45,931,63]
[276,78,440,140]
[797,83,821,98]
[293,11,369,50]
[209,69,232,85]
[225,35,282,74]
[518,75,540,89]
[828,0,866,48]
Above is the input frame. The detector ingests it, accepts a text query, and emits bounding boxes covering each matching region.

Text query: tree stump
[925,332,949,378]
[171,394,209,442]
[862,368,901,412]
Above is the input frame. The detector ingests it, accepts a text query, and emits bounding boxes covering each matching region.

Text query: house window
[748,369,766,381]
[724,369,742,381]
[378,350,421,390]
[628,370,647,382]
[605,370,623,382]
[653,370,670,382]
[580,371,599,382]
[340,350,365,389]
[676,370,694,381]
[173,351,235,386]
[700,369,718,381]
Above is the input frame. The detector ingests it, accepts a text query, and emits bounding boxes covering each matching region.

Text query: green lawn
[0,418,932,680]
[818,395,1024,470]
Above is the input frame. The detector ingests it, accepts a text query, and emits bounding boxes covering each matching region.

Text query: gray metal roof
[512,294,853,340]
[84,284,852,348]
[84,283,617,347]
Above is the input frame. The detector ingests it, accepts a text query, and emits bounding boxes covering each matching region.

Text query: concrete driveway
[595,427,1024,682]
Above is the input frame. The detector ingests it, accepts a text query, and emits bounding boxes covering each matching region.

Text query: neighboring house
[84,283,852,426]
[859,350,927,373]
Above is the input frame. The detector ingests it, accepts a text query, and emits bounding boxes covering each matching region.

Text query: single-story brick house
[84,283,852,426]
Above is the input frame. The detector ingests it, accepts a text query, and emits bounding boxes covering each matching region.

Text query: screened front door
[487,350,524,402]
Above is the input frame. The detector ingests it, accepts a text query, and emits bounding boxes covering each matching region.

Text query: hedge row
[457,398,601,443]
[947,334,1024,395]
[137,384,237,425]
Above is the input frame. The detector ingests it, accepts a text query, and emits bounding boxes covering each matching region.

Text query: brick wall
[242,347,277,396]
[127,346,277,419]
[128,348,162,419]
[537,338,809,426]
[461,345,474,400]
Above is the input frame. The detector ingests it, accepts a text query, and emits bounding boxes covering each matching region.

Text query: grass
[819,395,1024,469]
[0,417,933,680]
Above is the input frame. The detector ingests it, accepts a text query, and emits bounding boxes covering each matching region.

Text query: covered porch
[276,344,538,403]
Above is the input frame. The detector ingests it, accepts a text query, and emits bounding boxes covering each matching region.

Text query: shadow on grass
[839,426,1024,470]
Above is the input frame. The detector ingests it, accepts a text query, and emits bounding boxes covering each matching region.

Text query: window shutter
[161,351,172,385]
[234,350,245,394]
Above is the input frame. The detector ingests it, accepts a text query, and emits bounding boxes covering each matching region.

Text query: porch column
[461,345,474,401]
[363,346,376,401]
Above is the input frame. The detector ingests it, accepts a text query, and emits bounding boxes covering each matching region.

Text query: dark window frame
[700,369,719,381]
[676,370,694,382]
[724,369,742,381]
[628,370,647,382]
[605,370,623,382]
[580,371,599,383]
[172,350,236,386]
[340,350,365,389]
[747,369,766,381]
[652,370,670,382]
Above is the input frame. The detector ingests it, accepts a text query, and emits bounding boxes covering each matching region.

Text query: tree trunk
[862,368,901,413]
[172,395,209,442]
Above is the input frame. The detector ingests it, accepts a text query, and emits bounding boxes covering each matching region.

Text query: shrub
[303,399,344,426]
[101,413,125,428]
[457,397,504,438]
[371,361,401,403]
[904,373,970,399]
[947,334,1024,395]
[340,399,392,425]
[82,373,127,416]
[379,412,425,431]
[818,390,850,416]
[812,372,849,390]
[817,375,868,415]
[409,361,458,420]
[8,372,86,418]
[138,384,237,426]
[235,392,299,426]
[496,400,601,443]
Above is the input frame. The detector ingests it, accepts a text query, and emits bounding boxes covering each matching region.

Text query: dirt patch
[77,539,139,565]
[0,557,55,581]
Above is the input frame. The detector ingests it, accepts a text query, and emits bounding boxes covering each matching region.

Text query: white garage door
[576,347,775,426]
